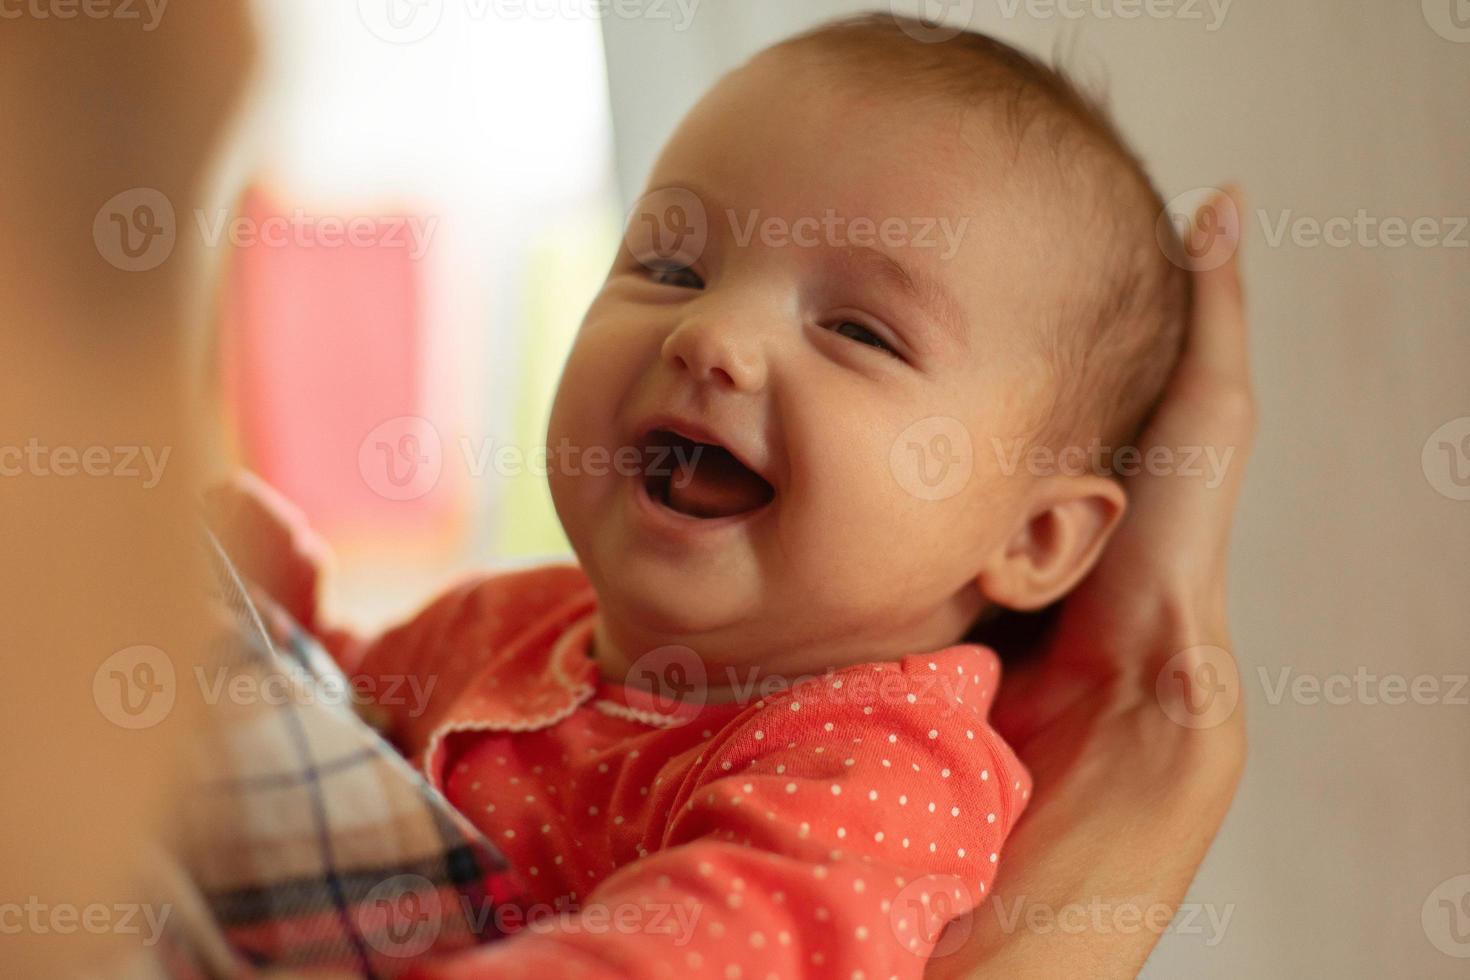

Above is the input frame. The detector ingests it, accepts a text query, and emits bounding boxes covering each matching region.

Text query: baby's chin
[588,550,763,642]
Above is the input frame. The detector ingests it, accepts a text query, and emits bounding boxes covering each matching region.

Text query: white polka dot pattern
[355,565,1031,980]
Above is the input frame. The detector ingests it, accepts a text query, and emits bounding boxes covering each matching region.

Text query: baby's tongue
[666,445,773,519]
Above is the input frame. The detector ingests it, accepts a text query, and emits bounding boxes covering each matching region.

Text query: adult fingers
[1108,186,1256,576]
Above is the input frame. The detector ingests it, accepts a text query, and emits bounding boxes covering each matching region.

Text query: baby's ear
[976,475,1127,611]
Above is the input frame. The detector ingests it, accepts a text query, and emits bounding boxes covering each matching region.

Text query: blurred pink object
[220,187,460,543]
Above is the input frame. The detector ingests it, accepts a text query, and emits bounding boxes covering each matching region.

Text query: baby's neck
[589,606,982,705]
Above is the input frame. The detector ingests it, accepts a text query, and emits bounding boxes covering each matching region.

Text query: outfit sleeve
[402,657,1032,980]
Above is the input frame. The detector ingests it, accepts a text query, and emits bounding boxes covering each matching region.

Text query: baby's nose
[660,316,769,393]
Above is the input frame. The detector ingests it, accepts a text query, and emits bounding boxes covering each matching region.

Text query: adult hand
[929,187,1253,979]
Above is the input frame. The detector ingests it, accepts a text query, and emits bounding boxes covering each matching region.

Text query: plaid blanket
[163,536,524,977]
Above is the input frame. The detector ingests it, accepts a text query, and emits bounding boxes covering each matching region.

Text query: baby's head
[549,14,1189,683]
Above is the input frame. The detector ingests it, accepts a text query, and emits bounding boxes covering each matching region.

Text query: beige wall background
[602,2,1470,977]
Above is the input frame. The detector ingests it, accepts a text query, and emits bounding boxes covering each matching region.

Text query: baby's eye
[647,262,705,290]
[830,320,898,356]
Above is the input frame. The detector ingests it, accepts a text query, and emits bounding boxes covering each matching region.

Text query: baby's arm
[404,669,1030,979]
[204,474,589,699]
[202,471,359,658]
[204,472,325,619]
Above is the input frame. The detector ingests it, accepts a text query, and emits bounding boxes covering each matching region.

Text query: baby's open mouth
[642,429,775,520]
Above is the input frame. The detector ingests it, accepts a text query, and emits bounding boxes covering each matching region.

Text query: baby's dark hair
[769,14,1191,449]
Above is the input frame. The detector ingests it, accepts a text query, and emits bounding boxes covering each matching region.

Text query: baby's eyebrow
[839,245,970,354]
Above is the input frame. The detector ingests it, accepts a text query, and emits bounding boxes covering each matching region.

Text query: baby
[240,13,1189,979]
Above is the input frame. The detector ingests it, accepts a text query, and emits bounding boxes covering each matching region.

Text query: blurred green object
[501,204,620,559]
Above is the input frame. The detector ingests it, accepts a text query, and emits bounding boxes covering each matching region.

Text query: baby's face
[549,51,1064,678]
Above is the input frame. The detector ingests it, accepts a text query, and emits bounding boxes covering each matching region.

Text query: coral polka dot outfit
[350,565,1031,979]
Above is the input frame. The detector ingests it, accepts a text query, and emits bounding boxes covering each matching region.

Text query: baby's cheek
[554,327,640,438]
[798,433,953,568]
